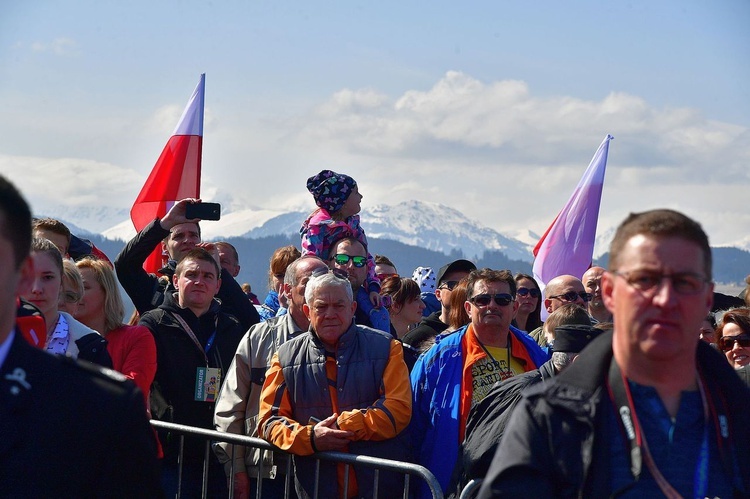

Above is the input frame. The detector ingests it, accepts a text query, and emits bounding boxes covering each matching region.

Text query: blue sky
[1,1,749,248]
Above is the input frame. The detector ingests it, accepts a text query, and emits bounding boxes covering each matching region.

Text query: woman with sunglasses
[716,307,750,369]
[512,273,542,332]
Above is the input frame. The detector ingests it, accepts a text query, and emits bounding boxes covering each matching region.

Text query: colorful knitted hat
[306,170,357,213]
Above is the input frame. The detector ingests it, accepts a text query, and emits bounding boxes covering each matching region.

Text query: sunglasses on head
[439,280,459,291]
[469,293,514,307]
[516,287,540,298]
[333,254,367,268]
[718,335,750,352]
[311,267,349,280]
[377,273,399,282]
[548,291,592,303]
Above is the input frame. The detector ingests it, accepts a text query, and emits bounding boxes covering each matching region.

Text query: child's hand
[369,291,382,308]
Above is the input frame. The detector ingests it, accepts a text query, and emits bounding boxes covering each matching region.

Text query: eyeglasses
[333,254,367,268]
[612,270,709,296]
[548,291,592,303]
[718,335,750,352]
[377,273,399,282]
[469,293,514,307]
[516,287,540,298]
[311,267,349,280]
[439,280,459,291]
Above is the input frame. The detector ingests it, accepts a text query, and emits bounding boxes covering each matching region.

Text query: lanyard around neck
[607,360,710,499]
[172,312,218,366]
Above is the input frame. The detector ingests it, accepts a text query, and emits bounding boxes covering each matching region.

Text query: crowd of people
[1,169,750,498]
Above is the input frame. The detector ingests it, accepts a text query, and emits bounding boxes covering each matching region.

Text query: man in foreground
[258,270,411,498]
[0,174,162,497]
[479,209,750,497]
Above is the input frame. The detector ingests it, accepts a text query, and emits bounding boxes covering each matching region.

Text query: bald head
[544,275,588,313]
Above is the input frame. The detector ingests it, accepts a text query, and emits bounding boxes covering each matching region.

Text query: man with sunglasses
[529,274,591,348]
[410,268,548,498]
[403,259,477,352]
[328,237,390,333]
[479,209,750,498]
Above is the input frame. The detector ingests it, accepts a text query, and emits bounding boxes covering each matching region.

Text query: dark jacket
[450,359,556,497]
[478,331,750,498]
[115,218,259,330]
[0,331,162,498]
[139,291,245,459]
[402,310,447,352]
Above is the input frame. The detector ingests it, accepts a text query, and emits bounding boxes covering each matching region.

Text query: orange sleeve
[336,340,412,441]
[257,354,315,456]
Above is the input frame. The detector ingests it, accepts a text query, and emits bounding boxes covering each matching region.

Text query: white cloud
[29,37,78,56]
[2,70,749,251]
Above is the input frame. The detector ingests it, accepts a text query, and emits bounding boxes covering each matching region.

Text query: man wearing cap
[402,259,476,352]
[454,324,602,494]
[410,268,548,497]
[478,209,750,498]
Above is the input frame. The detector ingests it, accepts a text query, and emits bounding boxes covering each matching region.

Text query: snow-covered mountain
[83,201,536,262]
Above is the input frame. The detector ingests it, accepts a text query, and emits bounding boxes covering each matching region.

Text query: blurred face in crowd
[515,277,540,317]
[164,223,200,262]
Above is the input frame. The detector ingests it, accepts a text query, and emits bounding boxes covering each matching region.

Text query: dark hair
[175,248,221,277]
[374,254,396,269]
[609,209,711,278]
[514,272,542,331]
[466,268,516,300]
[0,175,33,268]
[380,276,420,311]
[32,217,71,245]
[446,277,470,330]
[328,237,366,259]
[717,307,750,340]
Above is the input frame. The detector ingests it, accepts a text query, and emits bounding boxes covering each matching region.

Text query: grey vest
[276,322,411,498]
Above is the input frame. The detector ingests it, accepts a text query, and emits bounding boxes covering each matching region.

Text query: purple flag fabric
[533,134,613,319]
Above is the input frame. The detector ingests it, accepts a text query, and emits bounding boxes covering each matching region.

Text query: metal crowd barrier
[150,420,444,499]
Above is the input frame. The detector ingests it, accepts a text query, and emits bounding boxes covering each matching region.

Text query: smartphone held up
[185,202,221,221]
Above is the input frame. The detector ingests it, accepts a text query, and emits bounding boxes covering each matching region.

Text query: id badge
[195,367,222,402]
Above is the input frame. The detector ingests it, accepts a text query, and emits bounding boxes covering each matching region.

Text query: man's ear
[303,303,311,320]
[172,272,180,290]
[351,300,357,314]
[464,300,472,316]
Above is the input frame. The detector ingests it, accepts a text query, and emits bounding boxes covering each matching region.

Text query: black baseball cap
[553,325,603,353]
[436,259,476,286]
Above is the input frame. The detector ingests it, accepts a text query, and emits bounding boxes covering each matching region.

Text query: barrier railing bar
[150,420,443,499]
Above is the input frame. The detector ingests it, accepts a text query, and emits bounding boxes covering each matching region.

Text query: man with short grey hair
[214,255,329,498]
[258,270,411,498]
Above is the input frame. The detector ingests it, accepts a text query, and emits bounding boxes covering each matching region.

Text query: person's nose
[31,277,44,294]
[573,294,585,306]
[651,278,679,307]
[418,300,425,312]
[731,339,744,352]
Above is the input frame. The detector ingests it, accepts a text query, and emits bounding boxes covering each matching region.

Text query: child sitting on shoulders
[300,169,382,309]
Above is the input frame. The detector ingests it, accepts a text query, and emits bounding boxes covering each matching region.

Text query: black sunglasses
[439,280,459,290]
[469,293,514,307]
[516,287,540,298]
[548,291,592,303]
[718,335,750,352]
